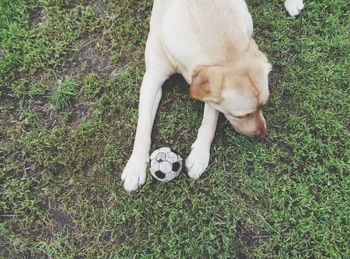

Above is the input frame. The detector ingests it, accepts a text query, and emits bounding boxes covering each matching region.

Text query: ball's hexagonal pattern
[155,152,166,162]
[149,147,182,182]
[159,161,172,173]
[166,152,178,163]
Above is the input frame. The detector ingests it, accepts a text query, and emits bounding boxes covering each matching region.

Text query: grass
[50,78,79,111]
[1,0,349,257]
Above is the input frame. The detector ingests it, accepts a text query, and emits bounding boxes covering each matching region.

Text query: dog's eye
[235,112,254,119]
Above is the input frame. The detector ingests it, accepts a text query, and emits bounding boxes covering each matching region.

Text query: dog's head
[190,40,272,137]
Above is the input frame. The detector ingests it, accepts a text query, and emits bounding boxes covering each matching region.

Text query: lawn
[1,0,349,258]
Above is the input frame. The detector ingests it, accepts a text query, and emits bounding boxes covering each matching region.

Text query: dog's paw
[121,157,147,192]
[284,0,304,17]
[185,147,210,180]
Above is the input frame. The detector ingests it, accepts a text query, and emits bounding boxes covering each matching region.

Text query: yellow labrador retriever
[122,0,304,192]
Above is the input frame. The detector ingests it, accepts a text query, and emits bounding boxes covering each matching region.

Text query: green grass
[1,0,349,258]
[50,78,79,111]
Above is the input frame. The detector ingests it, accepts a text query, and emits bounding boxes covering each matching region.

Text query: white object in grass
[150,147,182,182]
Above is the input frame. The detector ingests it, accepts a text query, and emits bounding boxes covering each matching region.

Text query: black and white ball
[149,147,182,182]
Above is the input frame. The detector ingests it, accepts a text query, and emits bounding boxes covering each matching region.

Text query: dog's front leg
[186,103,219,179]
[122,71,165,192]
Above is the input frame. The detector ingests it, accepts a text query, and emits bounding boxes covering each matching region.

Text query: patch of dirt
[236,219,272,250]
[270,63,283,90]
[68,102,93,127]
[109,55,129,77]
[92,0,106,16]
[0,91,20,124]
[42,198,76,236]
[31,100,94,129]
[24,99,94,130]
[0,231,10,250]
[31,100,60,129]
[28,6,44,28]
[82,158,95,173]
[66,42,113,79]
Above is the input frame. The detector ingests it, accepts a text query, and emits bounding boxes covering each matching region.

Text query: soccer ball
[149,147,182,182]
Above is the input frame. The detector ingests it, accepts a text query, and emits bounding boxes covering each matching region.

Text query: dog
[121,0,304,192]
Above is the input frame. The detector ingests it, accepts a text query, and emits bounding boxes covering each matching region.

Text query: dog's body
[122,0,304,192]
[151,0,253,82]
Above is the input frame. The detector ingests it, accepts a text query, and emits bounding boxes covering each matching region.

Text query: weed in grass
[50,78,79,111]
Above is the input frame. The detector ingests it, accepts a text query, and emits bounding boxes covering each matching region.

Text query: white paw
[185,147,210,180]
[284,0,304,16]
[121,156,147,192]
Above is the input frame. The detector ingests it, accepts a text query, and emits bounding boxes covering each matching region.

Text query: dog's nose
[256,125,268,138]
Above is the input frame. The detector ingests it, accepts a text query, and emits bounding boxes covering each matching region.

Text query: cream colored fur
[122,0,304,192]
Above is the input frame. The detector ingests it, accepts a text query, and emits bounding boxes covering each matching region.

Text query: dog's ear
[248,39,272,73]
[189,66,224,103]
